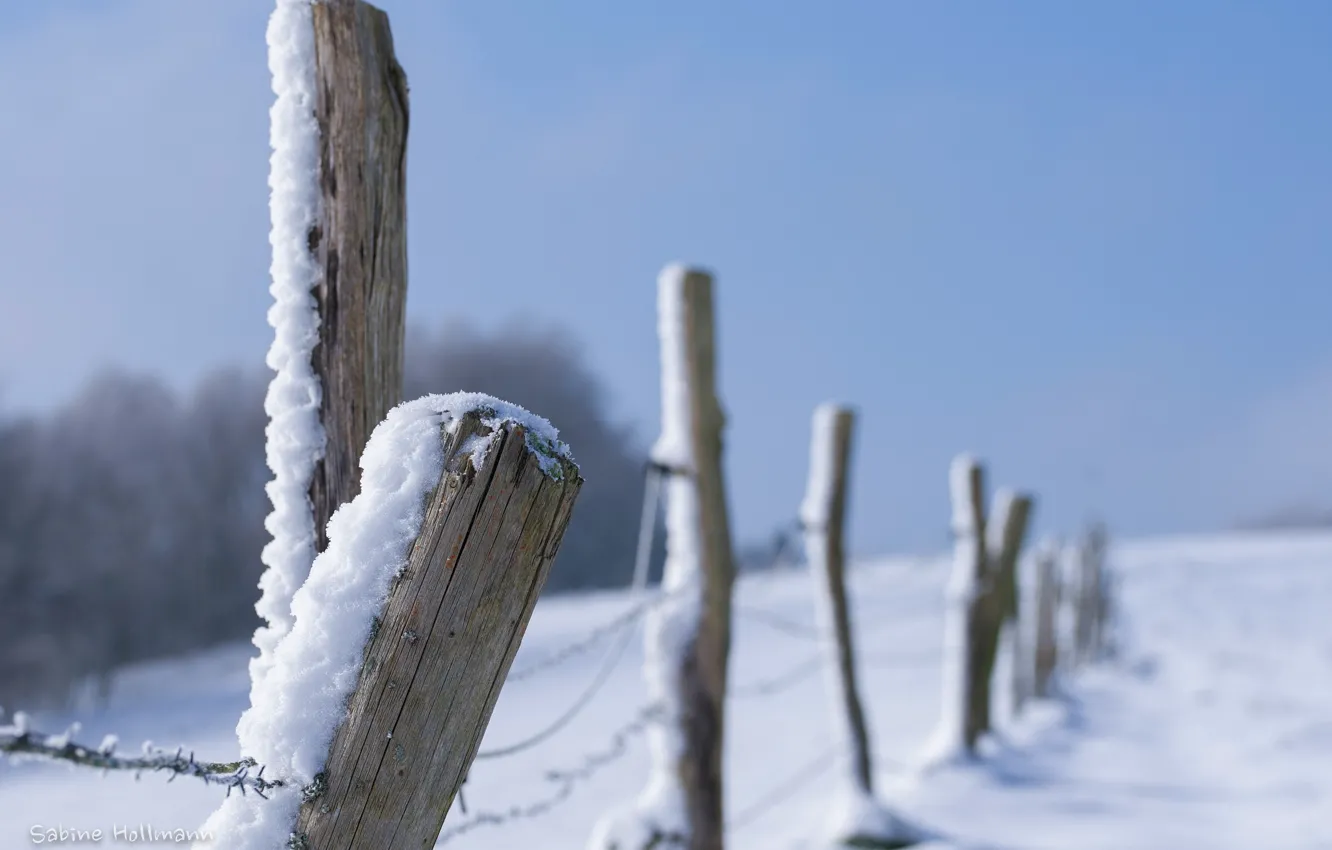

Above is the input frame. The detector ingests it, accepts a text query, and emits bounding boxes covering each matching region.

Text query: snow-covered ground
[3,530,1331,849]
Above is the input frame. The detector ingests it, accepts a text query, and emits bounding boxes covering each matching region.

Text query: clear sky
[2,1,1330,555]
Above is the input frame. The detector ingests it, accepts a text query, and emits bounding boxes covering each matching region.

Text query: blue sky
[2,1,1330,554]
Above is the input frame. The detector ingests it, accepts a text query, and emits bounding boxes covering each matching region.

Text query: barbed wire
[729,655,823,699]
[0,715,283,797]
[733,604,822,639]
[504,596,654,683]
[476,610,638,760]
[438,703,663,844]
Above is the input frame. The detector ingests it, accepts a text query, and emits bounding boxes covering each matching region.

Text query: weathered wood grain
[293,415,582,849]
[308,0,410,555]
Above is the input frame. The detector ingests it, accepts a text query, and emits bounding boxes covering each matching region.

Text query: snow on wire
[0,714,283,797]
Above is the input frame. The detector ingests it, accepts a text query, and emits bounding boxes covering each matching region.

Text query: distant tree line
[0,321,665,708]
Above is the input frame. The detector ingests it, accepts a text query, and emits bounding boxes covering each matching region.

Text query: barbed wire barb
[0,723,285,796]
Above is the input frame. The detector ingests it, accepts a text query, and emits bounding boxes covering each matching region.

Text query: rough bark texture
[677,269,736,850]
[293,416,582,849]
[309,0,410,555]
[809,408,875,794]
[974,494,1032,736]
[1033,546,1060,699]
[959,462,990,753]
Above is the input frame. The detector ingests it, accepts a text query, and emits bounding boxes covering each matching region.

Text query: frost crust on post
[250,0,325,697]
[921,453,982,766]
[588,264,699,847]
[200,393,570,850]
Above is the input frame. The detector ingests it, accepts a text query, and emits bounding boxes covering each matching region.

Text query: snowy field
[3,530,1331,849]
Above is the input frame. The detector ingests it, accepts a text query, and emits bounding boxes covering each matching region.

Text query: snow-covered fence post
[203,396,581,850]
[1072,522,1108,666]
[589,265,737,850]
[308,0,410,555]
[802,406,872,792]
[923,455,989,762]
[1085,521,1111,661]
[984,492,1033,721]
[801,406,924,848]
[1031,539,1061,699]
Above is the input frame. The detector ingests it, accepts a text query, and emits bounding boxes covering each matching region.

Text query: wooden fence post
[801,406,922,848]
[1072,523,1106,667]
[1085,521,1110,661]
[1009,553,1032,717]
[985,493,1033,722]
[309,0,410,554]
[589,266,736,850]
[951,456,989,755]
[1031,540,1060,699]
[294,411,582,849]
[801,406,873,793]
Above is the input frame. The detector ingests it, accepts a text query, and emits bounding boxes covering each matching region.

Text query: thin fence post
[1032,540,1060,699]
[801,406,924,848]
[1072,526,1100,667]
[983,492,1033,725]
[1090,522,1109,659]
[590,265,737,850]
[308,0,410,555]
[294,410,582,849]
[801,406,873,793]
[925,454,989,760]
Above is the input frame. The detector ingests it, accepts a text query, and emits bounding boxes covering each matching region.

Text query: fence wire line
[730,655,823,699]
[475,617,638,760]
[476,463,676,759]
[0,717,283,797]
[437,703,663,845]
[726,744,842,832]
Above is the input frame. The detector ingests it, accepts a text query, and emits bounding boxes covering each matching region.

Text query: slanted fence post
[308,0,410,555]
[589,266,737,850]
[985,492,1033,721]
[1031,540,1061,699]
[933,458,1036,759]
[294,409,582,849]
[801,405,873,793]
[801,406,923,848]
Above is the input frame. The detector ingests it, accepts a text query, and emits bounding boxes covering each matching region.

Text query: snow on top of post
[650,263,695,470]
[249,0,324,695]
[200,393,572,848]
[949,453,980,537]
[799,403,846,529]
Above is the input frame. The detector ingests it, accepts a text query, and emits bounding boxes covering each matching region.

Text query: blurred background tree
[0,320,670,708]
